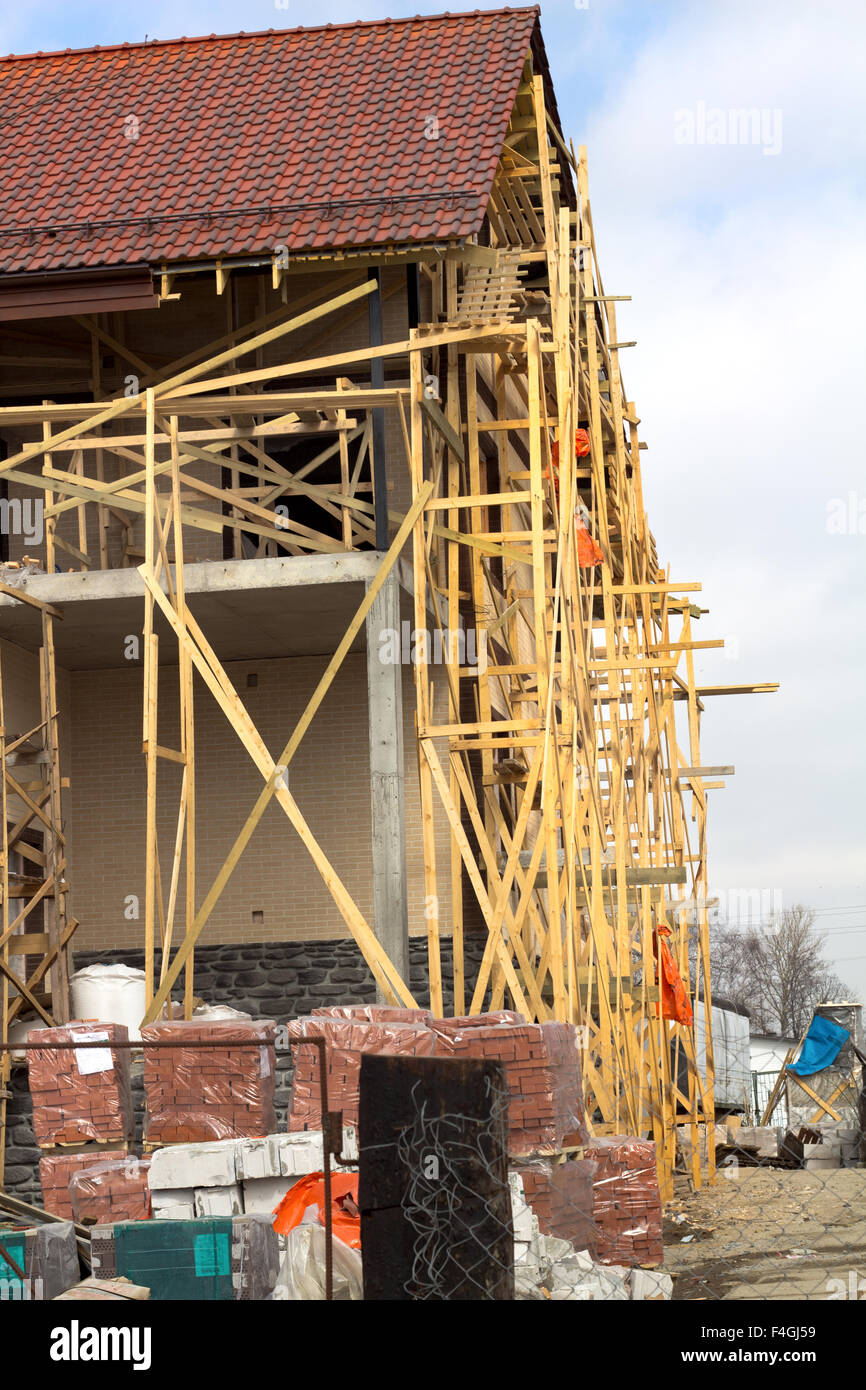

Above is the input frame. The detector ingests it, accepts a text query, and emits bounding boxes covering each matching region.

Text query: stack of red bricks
[69,1158,152,1225]
[27,1022,134,1147]
[287,1008,435,1130]
[429,1013,589,1155]
[40,1150,128,1220]
[140,1019,277,1143]
[582,1136,663,1267]
[513,1157,598,1256]
[286,1007,588,1162]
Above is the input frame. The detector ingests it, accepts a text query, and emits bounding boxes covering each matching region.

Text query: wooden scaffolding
[0,71,777,1195]
[0,594,74,1185]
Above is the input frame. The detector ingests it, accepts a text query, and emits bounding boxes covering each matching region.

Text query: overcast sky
[3,1,864,998]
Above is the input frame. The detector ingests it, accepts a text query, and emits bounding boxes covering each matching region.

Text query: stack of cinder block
[429,1013,589,1155]
[69,1158,152,1225]
[146,1130,358,1220]
[28,1022,134,1147]
[582,1136,663,1267]
[40,1149,128,1220]
[286,1010,435,1130]
[140,1019,277,1143]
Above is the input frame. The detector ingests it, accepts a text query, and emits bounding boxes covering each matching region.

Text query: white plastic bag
[269,1225,363,1301]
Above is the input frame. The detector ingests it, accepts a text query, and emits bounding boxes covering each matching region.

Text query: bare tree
[689,903,856,1036]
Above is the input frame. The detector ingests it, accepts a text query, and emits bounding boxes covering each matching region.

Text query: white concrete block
[150,1187,195,1219]
[737,1126,779,1156]
[148,1140,240,1190]
[340,1127,359,1161]
[235,1136,285,1182]
[194,1183,244,1217]
[508,1172,537,1247]
[152,1201,196,1221]
[631,1269,673,1301]
[280,1132,325,1176]
[242,1175,299,1215]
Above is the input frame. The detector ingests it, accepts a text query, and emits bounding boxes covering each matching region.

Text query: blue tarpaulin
[788,1014,849,1076]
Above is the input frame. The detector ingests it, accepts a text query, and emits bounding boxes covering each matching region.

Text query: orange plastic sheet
[576,522,603,567]
[272,1171,361,1249]
[550,428,591,469]
[546,432,603,567]
[654,924,694,1026]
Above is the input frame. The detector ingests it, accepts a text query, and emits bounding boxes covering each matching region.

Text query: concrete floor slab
[0,552,414,668]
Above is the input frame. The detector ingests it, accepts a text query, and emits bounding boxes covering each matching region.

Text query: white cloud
[563,0,866,995]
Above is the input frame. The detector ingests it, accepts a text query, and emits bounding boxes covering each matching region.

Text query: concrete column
[365,569,410,995]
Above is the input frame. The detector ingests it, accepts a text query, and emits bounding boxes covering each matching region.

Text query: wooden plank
[140,482,432,1025]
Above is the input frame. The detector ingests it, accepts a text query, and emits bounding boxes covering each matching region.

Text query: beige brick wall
[0,635,72,778]
[65,651,452,954]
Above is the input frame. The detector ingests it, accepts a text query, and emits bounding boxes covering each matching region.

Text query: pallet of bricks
[430,1012,600,1261]
[580,1136,664,1268]
[29,1022,150,1225]
[139,1018,277,1144]
[32,1017,279,1223]
[288,1007,592,1253]
[287,1007,663,1269]
[287,1007,588,1148]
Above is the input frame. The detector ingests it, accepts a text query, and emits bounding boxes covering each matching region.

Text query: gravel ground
[663,1167,866,1300]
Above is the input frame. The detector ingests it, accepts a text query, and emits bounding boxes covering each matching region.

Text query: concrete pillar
[365,569,410,995]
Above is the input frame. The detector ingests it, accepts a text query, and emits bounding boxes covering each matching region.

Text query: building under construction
[0,7,778,1230]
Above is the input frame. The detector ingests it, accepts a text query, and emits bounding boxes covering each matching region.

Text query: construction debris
[510,1175,670,1300]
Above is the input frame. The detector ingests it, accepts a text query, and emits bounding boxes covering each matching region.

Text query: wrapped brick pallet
[70,1158,152,1225]
[141,1019,276,1143]
[513,1156,598,1256]
[583,1136,663,1268]
[287,1015,435,1131]
[430,1013,589,1155]
[27,1022,134,1147]
[40,1149,128,1220]
[287,1009,589,1152]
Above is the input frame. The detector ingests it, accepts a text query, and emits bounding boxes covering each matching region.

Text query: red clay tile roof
[0,9,541,276]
